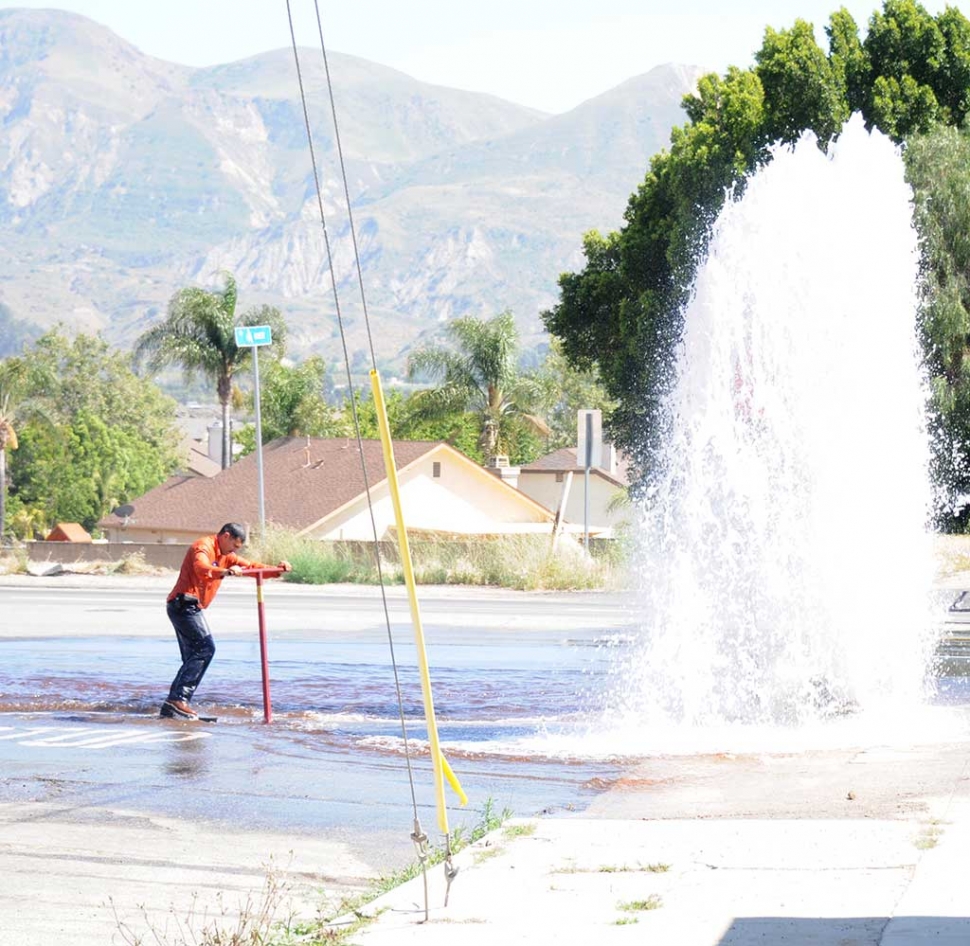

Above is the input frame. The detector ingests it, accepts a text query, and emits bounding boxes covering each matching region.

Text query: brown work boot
[160,699,198,720]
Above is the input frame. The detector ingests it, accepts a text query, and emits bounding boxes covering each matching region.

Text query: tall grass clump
[251,526,377,584]
[110,550,159,575]
[402,534,626,590]
[0,546,28,575]
[112,866,301,946]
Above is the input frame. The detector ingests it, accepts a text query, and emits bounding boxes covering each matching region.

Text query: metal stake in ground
[239,566,285,723]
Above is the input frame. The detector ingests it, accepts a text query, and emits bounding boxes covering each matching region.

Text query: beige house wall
[517,471,626,534]
[307,452,552,540]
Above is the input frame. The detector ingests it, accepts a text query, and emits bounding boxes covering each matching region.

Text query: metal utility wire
[284,0,421,828]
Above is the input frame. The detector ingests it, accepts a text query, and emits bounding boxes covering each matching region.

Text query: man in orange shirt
[161,522,291,720]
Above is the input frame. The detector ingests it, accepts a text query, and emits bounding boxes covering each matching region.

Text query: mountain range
[0,8,704,369]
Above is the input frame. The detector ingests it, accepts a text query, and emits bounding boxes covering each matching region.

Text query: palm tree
[407,311,549,463]
[135,272,286,468]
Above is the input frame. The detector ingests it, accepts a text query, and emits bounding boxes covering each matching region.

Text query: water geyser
[620,115,938,737]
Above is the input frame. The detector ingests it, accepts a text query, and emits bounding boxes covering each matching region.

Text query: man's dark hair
[218,522,247,541]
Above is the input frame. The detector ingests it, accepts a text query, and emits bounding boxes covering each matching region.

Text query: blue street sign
[234,324,273,347]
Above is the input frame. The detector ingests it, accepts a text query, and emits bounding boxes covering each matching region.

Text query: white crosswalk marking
[0,727,59,741]
[2,725,212,748]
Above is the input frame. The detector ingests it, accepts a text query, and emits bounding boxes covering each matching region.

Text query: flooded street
[5,576,970,946]
[0,578,635,865]
[4,575,970,854]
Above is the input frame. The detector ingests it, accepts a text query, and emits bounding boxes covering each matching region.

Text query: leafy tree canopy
[532,337,617,451]
[906,123,970,525]
[3,330,182,534]
[544,0,970,491]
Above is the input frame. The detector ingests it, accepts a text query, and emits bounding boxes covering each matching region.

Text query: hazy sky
[0,1,953,113]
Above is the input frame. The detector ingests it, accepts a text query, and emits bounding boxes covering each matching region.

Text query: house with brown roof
[515,445,632,538]
[98,437,556,544]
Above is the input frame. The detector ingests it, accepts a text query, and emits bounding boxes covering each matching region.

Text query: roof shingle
[99,437,443,535]
[520,446,631,486]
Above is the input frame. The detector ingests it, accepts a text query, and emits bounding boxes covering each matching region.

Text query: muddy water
[3,607,969,851]
[0,633,611,737]
[0,628,630,843]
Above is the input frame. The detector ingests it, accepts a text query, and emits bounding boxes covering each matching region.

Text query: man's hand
[225,565,243,577]
[277,560,292,573]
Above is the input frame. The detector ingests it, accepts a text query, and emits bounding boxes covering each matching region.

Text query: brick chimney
[207,421,223,463]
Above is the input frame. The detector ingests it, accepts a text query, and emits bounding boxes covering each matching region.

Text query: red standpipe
[239,567,285,723]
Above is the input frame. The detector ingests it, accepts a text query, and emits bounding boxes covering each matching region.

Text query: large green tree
[532,338,617,451]
[4,330,182,534]
[235,356,341,455]
[135,272,286,468]
[544,0,970,498]
[14,412,171,533]
[905,123,970,524]
[406,312,549,464]
[251,356,333,440]
[0,359,30,541]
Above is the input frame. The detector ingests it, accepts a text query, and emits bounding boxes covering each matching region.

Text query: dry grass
[251,526,627,591]
[109,550,169,576]
[111,868,301,946]
[933,534,970,579]
[0,548,28,574]
[914,819,946,851]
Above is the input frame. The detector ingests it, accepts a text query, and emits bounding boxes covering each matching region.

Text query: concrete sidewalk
[346,745,970,946]
[349,803,970,945]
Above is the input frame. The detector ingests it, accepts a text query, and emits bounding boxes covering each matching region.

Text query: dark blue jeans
[166,598,216,702]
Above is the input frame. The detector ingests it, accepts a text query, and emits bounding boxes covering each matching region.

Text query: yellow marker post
[370,370,466,832]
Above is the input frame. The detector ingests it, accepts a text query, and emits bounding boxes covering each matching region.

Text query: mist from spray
[601,115,941,750]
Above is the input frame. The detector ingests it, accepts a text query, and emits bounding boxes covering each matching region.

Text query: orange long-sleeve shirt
[167,534,268,609]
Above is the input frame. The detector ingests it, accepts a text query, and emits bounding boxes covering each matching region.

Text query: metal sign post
[234,325,273,539]
[577,410,602,554]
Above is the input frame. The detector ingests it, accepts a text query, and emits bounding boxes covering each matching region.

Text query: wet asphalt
[3,574,970,945]
[0,577,638,862]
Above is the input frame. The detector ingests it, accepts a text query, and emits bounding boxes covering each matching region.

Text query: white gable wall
[517,470,626,534]
[306,450,553,540]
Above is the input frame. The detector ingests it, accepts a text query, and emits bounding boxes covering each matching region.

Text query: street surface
[3,574,970,945]
[0,576,636,944]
